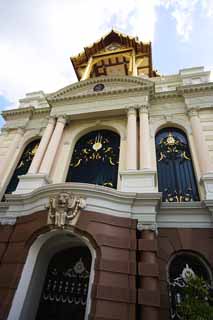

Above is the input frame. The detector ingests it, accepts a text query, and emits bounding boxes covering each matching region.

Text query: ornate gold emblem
[47,193,86,228]
[71,133,119,168]
[158,132,191,162]
[31,144,39,155]
[92,135,102,151]
[166,132,175,146]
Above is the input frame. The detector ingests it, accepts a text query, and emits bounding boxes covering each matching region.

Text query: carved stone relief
[47,192,86,228]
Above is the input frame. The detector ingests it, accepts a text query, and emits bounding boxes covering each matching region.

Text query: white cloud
[158,0,199,41]
[202,0,213,17]
[0,0,213,106]
[0,0,158,105]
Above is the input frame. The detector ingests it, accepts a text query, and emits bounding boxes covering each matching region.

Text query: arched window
[66,130,120,189]
[168,252,212,319]
[155,127,199,202]
[36,246,91,320]
[5,139,40,194]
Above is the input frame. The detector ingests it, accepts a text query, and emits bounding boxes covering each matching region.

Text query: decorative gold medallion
[92,135,103,151]
[166,132,175,146]
[92,142,102,151]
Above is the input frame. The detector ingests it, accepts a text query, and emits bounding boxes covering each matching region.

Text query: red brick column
[137,225,160,320]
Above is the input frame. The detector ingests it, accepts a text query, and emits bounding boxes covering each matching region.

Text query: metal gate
[36,246,91,320]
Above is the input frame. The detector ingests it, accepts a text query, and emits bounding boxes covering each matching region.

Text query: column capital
[57,115,67,125]
[126,106,137,116]
[47,116,56,125]
[137,222,158,233]
[16,127,25,135]
[187,107,199,118]
[139,105,149,114]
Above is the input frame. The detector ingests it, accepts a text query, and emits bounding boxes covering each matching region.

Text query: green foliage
[178,275,213,320]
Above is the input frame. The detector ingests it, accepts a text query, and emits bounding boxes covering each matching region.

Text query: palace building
[0,30,213,320]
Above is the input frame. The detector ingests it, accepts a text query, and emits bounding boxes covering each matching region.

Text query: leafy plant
[177,275,213,320]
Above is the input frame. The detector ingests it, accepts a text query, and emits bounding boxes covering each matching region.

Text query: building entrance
[36,246,91,320]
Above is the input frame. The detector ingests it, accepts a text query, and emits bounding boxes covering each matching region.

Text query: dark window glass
[168,253,211,319]
[5,139,40,194]
[155,127,199,202]
[36,246,91,320]
[66,130,120,189]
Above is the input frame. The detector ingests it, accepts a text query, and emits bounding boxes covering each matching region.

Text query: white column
[139,105,151,170]
[0,127,25,183]
[28,117,56,174]
[39,116,66,176]
[28,117,55,174]
[126,107,137,170]
[188,108,212,174]
[81,57,93,81]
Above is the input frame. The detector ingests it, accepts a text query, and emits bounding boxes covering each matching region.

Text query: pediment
[47,76,154,102]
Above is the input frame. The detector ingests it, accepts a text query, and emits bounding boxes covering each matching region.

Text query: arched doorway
[7,230,95,320]
[36,246,91,320]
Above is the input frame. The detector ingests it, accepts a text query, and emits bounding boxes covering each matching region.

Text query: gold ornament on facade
[47,193,86,228]
[31,144,39,156]
[92,134,103,151]
[166,132,176,146]
[71,134,118,168]
[17,141,40,169]
[158,132,191,162]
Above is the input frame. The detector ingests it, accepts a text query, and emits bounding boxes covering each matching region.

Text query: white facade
[0,66,213,229]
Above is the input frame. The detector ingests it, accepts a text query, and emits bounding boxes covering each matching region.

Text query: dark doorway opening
[36,246,92,320]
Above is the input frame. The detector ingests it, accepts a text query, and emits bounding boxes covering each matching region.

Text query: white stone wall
[200,109,213,163]
[0,68,213,200]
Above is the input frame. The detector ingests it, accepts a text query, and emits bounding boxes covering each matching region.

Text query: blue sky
[1,0,213,128]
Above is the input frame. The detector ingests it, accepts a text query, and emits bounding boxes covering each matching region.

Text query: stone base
[201,173,213,200]
[13,174,51,194]
[120,170,157,193]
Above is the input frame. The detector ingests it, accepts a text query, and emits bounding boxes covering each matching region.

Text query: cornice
[3,183,161,219]
[158,201,212,228]
[0,182,211,229]
[33,107,50,115]
[47,76,154,100]
[48,85,153,104]
[1,106,50,120]
[2,106,35,119]
[178,82,213,95]
[152,90,182,101]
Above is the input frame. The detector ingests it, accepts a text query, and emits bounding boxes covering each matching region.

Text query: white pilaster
[139,105,151,170]
[188,108,211,174]
[39,116,66,176]
[188,108,213,200]
[126,107,137,170]
[0,128,25,184]
[28,117,56,174]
